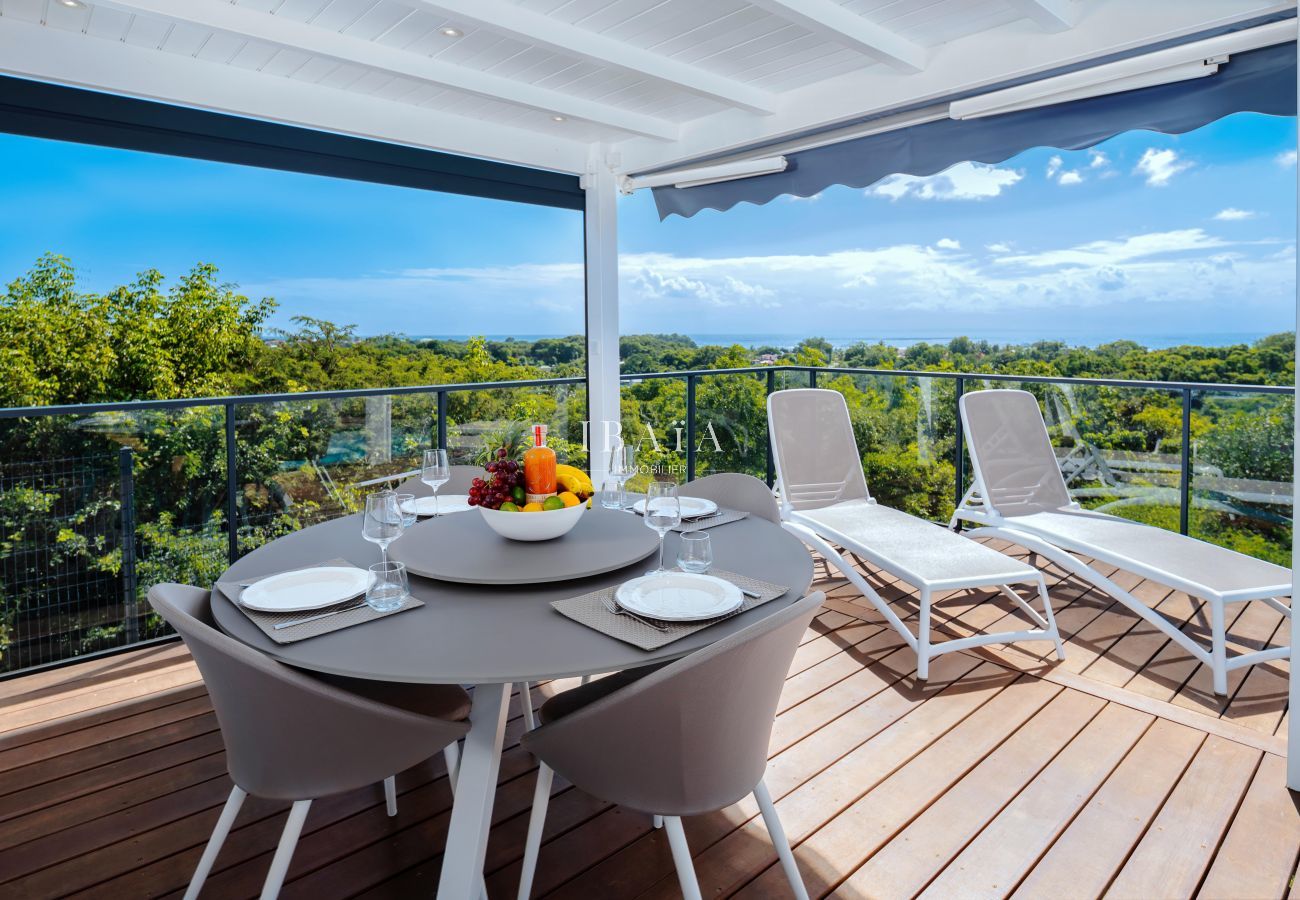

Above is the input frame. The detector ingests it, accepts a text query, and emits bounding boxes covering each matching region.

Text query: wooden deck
[1,542,1297,900]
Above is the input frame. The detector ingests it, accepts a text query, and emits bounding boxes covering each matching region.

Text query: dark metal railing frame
[1,364,1291,680]
[4,365,1291,558]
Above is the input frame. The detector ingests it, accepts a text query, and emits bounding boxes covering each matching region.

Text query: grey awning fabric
[652,41,1297,220]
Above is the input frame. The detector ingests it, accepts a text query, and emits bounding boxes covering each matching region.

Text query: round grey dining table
[212,506,813,900]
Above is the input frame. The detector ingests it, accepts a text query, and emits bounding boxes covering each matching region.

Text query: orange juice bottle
[524,424,557,504]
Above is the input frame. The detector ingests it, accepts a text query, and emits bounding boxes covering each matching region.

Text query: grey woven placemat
[214,559,423,645]
[551,568,788,651]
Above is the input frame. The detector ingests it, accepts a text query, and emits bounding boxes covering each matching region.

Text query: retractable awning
[652,37,1297,219]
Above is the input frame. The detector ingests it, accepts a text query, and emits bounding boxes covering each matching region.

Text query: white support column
[1289,15,1299,792]
[583,151,621,489]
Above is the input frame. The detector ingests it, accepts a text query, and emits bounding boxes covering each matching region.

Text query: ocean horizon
[380,330,1285,351]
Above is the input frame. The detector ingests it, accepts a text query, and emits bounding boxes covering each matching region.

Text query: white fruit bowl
[478,501,585,541]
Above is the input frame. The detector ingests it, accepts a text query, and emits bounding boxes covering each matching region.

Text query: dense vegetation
[0,255,1293,670]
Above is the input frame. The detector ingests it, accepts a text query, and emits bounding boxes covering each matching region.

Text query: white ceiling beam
[0,16,590,173]
[91,0,679,140]
[616,0,1292,174]
[400,0,777,114]
[746,0,927,72]
[1006,0,1078,32]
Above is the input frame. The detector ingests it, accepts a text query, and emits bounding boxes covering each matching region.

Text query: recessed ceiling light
[551,115,566,122]
[58,0,86,7]
[440,27,463,38]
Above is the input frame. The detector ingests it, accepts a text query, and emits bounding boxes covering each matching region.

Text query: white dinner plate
[631,496,718,519]
[615,572,743,622]
[240,566,372,612]
[401,495,473,517]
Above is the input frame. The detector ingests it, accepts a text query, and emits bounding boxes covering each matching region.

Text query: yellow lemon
[522,501,544,513]
[558,491,580,508]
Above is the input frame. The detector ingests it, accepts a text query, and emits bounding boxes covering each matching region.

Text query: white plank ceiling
[0,0,1292,175]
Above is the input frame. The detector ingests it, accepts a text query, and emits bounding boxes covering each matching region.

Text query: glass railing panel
[446,380,588,470]
[234,381,588,550]
[619,374,687,488]
[1190,389,1292,565]
[691,371,769,481]
[0,405,225,673]
[962,379,1185,531]
[813,372,960,521]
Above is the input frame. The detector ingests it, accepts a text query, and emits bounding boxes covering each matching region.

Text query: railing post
[225,402,239,563]
[808,368,818,389]
[118,447,138,644]
[685,374,697,482]
[766,368,777,487]
[436,389,448,451]
[954,376,966,523]
[1180,388,1193,536]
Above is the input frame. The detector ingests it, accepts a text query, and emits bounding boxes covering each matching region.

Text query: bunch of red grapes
[467,448,522,509]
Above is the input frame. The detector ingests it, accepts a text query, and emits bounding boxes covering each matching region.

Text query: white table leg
[437,682,511,900]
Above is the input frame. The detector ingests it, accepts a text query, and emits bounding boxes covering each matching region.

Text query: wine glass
[422,448,450,516]
[643,481,681,573]
[609,442,637,508]
[362,491,404,563]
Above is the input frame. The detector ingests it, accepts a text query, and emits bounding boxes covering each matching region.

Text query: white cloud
[1214,207,1257,221]
[935,238,962,250]
[869,161,1023,202]
[1134,148,1192,186]
[995,228,1227,268]
[1057,170,1083,186]
[1046,155,1063,178]
[1276,150,1297,167]
[1088,150,1109,169]
[243,230,1295,337]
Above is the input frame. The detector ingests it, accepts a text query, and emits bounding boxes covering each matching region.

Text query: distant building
[757,353,779,366]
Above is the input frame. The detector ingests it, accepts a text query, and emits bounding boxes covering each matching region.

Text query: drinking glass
[362,491,404,563]
[366,561,408,612]
[643,481,681,573]
[676,531,712,574]
[600,477,626,510]
[422,448,450,516]
[395,492,417,529]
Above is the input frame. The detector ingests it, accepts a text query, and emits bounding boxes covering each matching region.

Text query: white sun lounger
[767,389,1064,680]
[953,388,1291,695]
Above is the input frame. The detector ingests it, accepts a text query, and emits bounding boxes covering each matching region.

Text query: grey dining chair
[516,591,826,900]
[148,584,472,900]
[681,471,781,523]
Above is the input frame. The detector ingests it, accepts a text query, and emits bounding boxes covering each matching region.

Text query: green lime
[542,496,565,511]
[498,501,520,512]
[511,485,526,504]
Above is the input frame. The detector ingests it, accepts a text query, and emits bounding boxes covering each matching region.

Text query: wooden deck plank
[916,704,1152,900]
[1104,735,1262,899]
[1172,599,1288,718]
[832,689,1106,899]
[1010,717,1205,900]
[732,676,1063,900]
[0,688,211,772]
[0,550,1291,900]
[1197,752,1300,900]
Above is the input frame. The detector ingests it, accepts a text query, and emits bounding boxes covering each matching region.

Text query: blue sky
[0,111,1295,346]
